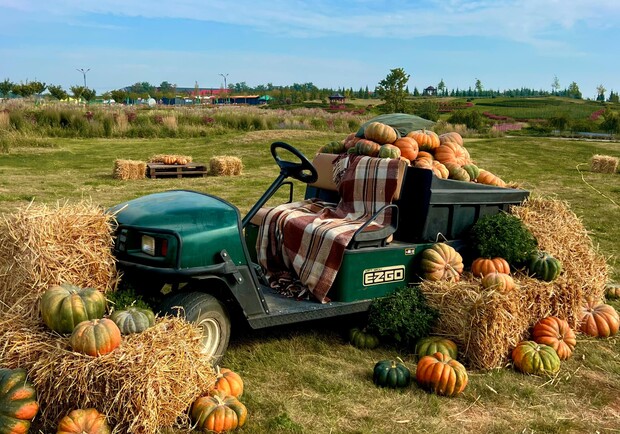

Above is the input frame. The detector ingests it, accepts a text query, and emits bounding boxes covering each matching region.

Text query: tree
[600,108,620,133]
[0,78,13,97]
[551,75,560,95]
[29,81,46,96]
[437,79,446,96]
[567,81,582,99]
[376,68,410,113]
[110,89,129,104]
[596,84,606,102]
[609,91,619,103]
[48,84,68,101]
[12,83,36,98]
[70,85,86,101]
[82,88,96,102]
[475,79,483,95]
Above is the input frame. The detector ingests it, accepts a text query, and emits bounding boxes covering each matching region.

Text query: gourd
[434,141,472,167]
[377,144,401,159]
[391,137,419,161]
[531,316,576,360]
[212,367,244,398]
[462,164,480,181]
[420,243,464,282]
[527,251,562,282]
[445,163,471,182]
[364,122,398,144]
[348,327,380,349]
[579,299,620,338]
[471,257,510,277]
[190,390,248,433]
[415,352,468,397]
[40,283,107,334]
[56,408,111,434]
[481,272,515,293]
[70,318,122,357]
[110,307,155,335]
[414,336,458,361]
[511,341,560,375]
[407,129,440,152]
[439,131,464,147]
[372,359,411,389]
[475,169,507,187]
[0,368,39,434]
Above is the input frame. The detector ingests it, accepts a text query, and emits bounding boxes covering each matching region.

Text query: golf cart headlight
[141,235,156,256]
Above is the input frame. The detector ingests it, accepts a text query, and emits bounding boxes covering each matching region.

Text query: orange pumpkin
[579,299,619,337]
[532,316,576,360]
[415,151,434,162]
[476,169,507,187]
[213,367,244,398]
[439,131,464,147]
[481,272,515,293]
[392,137,419,161]
[407,129,440,152]
[69,318,122,357]
[415,352,468,397]
[364,122,398,144]
[471,257,510,277]
[433,141,472,167]
[57,408,111,434]
[191,390,248,433]
[343,132,359,150]
[432,160,449,179]
[0,368,39,434]
[420,243,464,282]
[162,155,177,165]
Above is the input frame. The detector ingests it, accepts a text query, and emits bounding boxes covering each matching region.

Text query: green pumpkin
[415,336,458,361]
[445,163,471,182]
[462,164,480,180]
[377,144,401,159]
[110,306,156,334]
[40,283,107,334]
[348,327,380,349]
[354,139,381,157]
[372,359,411,388]
[0,368,39,433]
[527,251,562,282]
[511,341,561,375]
[320,141,345,154]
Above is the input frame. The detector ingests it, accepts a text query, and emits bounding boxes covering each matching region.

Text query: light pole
[219,73,229,104]
[76,68,90,88]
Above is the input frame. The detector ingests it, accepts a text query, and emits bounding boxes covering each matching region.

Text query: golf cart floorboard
[246,288,372,329]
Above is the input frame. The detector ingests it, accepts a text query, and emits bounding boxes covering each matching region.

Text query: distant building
[423,86,437,96]
[329,93,346,108]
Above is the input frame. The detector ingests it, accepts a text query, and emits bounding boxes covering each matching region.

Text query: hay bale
[149,154,193,165]
[113,159,146,180]
[209,156,243,176]
[0,316,215,433]
[0,201,119,318]
[590,154,619,173]
[420,196,608,370]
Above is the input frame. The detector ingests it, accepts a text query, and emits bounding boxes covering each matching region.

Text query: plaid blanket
[256,155,401,303]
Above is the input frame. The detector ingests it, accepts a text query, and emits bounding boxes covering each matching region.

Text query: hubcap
[199,318,221,359]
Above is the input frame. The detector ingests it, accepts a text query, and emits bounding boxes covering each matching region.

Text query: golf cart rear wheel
[160,291,231,365]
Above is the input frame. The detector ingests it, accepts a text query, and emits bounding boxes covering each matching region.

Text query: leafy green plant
[106,285,152,312]
[469,212,538,266]
[366,286,438,348]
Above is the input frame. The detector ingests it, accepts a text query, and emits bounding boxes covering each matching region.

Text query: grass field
[1,126,619,433]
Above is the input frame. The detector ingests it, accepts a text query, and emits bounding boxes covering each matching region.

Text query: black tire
[159,291,231,365]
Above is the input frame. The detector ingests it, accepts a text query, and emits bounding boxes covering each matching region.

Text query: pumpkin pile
[149,154,192,165]
[320,121,509,187]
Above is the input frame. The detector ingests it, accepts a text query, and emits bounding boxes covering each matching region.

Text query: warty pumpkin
[213,366,244,398]
[420,243,464,282]
[532,316,576,360]
[471,257,510,277]
[191,390,248,433]
[511,341,560,375]
[414,336,458,361]
[377,144,401,159]
[0,368,39,434]
[56,408,111,434]
[462,164,480,181]
[445,163,471,182]
[364,122,398,144]
[354,139,381,157]
[407,129,440,152]
[415,352,468,397]
[70,318,122,357]
[343,132,360,150]
[432,160,449,179]
[40,283,107,335]
[579,299,619,338]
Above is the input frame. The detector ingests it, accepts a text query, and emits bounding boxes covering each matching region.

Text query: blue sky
[1,0,619,99]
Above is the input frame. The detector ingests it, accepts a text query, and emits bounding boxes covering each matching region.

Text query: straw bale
[0,201,119,318]
[0,316,216,433]
[113,159,146,180]
[420,196,609,370]
[590,154,619,174]
[209,156,243,176]
[149,154,193,165]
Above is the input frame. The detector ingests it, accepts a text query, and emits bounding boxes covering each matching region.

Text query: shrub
[367,286,438,349]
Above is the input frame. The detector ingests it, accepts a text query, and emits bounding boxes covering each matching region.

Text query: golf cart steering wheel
[271,141,318,184]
